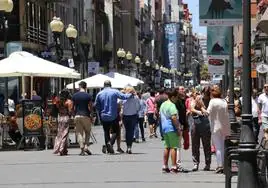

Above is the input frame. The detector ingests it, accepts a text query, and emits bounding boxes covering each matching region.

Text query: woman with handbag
[206,87,230,173]
[190,90,211,172]
[53,90,73,156]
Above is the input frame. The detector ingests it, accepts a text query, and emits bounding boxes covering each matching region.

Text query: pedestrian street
[0,127,237,188]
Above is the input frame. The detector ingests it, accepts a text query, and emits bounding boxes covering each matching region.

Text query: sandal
[162,167,170,173]
[170,168,179,173]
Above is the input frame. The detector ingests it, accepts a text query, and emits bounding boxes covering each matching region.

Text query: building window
[25,1,47,45]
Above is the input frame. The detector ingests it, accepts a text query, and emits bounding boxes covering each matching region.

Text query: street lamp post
[126,51,132,75]
[170,68,176,88]
[117,48,126,73]
[50,17,64,93]
[66,24,78,93]
[145,60,151,85]
[80,36,90,79]
[0,0,13,116]
[134,55,141,78]
[237,0,260,187]
[228,28,239,133]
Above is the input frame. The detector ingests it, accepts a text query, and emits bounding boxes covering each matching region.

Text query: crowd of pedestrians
[46,80,268,175]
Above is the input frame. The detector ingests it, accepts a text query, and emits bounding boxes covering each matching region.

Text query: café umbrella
[0,51,80,96]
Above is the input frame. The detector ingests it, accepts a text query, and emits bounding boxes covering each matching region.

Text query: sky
[184,0,207,35]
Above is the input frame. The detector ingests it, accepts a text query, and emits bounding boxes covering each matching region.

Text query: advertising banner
[199,0,242,26]
[208,59,227,75]
[164,23,180,70]
[22,100,43,137]
[207,26,232,59]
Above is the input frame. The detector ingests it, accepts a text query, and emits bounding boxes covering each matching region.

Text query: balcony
[26,26,48,45]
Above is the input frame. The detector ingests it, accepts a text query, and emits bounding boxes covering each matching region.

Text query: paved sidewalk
[0,127,237,188]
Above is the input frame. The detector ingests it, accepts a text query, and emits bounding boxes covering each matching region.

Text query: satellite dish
[256,63,268,74]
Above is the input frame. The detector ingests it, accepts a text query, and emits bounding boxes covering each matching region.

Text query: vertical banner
[164,23,180,70]
[199,0,242,26]
[207,26,232,59]
[207,26,231,75]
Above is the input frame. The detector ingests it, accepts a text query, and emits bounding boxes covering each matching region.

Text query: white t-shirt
[258,93,268,117]
[8,99,15,112]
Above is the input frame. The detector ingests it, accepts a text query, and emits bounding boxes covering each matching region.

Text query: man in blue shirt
[95,80,132,154]
[72,81,93,156]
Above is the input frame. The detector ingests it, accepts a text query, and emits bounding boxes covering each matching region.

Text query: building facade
[0,0,84,101]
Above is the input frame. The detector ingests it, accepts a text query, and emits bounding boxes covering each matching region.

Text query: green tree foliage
[200,64,210,80]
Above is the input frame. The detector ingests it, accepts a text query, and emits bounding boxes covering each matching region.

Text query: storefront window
[0,78,19,104]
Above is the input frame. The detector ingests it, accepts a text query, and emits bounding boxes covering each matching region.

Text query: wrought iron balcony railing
[26,25,48,45]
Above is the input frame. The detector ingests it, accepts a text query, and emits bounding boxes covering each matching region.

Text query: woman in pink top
[146,91,157,138]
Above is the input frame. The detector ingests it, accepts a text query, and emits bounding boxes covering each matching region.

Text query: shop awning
[65,74,125,89]
[105,72,144,86]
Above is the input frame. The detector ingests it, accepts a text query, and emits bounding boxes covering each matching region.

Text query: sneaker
[117,148,125,153]
[84,149,92,155]
[177,166,189,173]
[142,138,146,142]
[154,134,158,138]
[192,164,199,172]
[215,167,224,174]
[127,149,132,154]
[162,168,170,173]
[102,145,107,154]
[203,165,210,171]
[79,149,86,156]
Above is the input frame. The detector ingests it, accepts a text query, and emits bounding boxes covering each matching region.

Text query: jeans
[134,117,145,139]
[123,114,137,147]
[102,119,119,146]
